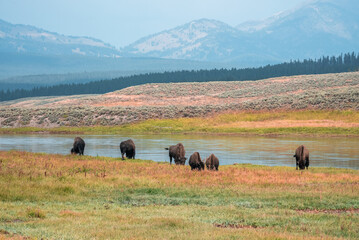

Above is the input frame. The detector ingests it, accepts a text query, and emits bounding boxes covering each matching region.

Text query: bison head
[177,157,187,165]
[200,161,205,170]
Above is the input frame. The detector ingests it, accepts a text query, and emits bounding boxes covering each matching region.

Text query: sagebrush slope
[0,72,358,128]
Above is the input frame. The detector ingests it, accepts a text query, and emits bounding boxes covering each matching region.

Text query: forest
[1,52,359,101]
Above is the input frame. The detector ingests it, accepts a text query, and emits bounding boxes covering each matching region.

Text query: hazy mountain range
[122,0,359,63]
[0,0,358,82]
[0,19,223,80]
[0,19,120,57]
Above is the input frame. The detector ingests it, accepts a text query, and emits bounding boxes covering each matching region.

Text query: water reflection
[0,134,358,169]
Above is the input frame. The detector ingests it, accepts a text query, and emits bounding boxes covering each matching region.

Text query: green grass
[0,151,358,239]
[2,125,359,136]
[1,110,359,136]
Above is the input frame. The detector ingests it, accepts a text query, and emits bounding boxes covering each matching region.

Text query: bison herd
[70,137,310,170]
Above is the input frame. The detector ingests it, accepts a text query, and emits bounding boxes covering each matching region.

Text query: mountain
[0,19,226,80]
[0,19,120,57]
[236,0,359,59]
[121,18,276,66]
[122,19,246,62]
[122,0,359,64]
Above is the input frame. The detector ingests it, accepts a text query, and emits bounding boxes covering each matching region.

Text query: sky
[0,0,308,49]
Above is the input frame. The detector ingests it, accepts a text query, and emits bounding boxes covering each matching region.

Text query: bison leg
[121,153,125,160]
[295,157,299,170]
[169,156,172,165]
[305,157,309,170]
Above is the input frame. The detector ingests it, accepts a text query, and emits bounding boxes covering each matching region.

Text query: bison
[293,145,309,170]
[205,154,219,171]
[120,139,136,160]
[189,152,204,171]
[165,143,186,165]
[71,137,85,155]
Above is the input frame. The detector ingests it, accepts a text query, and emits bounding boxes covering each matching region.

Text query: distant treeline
[1,52,359,102]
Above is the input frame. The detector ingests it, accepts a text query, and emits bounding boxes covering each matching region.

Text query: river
[0,134,358,169]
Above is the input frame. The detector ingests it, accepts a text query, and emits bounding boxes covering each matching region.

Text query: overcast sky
[0,0,308,48]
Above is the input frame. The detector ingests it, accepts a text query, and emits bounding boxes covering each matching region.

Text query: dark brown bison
[205,154,219,171]
[165,143,186,165]
[293,145,309,170]
[71,137,85,155]
[189,152,204,171]
[120,139,136,160]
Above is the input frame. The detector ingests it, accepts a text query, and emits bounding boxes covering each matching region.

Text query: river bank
[1,110,359,136]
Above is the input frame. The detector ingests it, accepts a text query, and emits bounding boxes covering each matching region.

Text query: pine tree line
[1,52,359,102]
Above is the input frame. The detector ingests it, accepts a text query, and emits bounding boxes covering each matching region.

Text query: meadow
[0,151,358,239]
[1,110,359,136]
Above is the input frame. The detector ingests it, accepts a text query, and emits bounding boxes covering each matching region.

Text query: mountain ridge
[121,18,241,60]
[0,19,119,57]
[121,0,359,63]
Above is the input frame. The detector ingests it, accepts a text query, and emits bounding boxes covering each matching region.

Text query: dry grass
[1,151,357,188]
[0,151,358,239]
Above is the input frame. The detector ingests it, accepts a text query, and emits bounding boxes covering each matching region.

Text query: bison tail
[293,154,296,157]
[164,148,169,150]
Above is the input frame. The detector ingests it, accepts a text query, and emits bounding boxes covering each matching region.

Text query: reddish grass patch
[0,229,10,235]
[296,209,359,215]
[214,223,261,229]
[59,210,82,217]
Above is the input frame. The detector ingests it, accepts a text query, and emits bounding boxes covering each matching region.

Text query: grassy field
[0,151,358,239]
[1,110,359,136]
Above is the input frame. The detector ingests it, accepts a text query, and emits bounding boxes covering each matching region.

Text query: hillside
[0,72,358,128]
